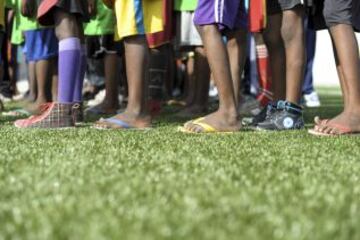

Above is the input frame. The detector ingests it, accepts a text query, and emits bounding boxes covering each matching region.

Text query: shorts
[23,28,58,62]
[193,0,247,31]
[176,11,202,47]
[114,0,164,40]
[309,0,360,31]
[86,35,122,59]
[146,0,174,48]
[267,0,302,15]
[37,0,90,26]
[0,31,4,65]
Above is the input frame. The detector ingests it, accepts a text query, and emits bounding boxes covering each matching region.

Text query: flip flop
[178,117,235,134]
[167,99,186,107]
[93,117,151,131]
[314,116,329,126]
[308,122,360,137]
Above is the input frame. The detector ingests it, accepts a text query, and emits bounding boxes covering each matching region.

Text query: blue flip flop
[93,117,151,130]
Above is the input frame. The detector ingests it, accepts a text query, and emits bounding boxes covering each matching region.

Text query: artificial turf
[0,87,359,240]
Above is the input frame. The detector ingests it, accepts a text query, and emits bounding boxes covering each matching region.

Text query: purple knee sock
[58,37,81,103]
[73,45,86,102]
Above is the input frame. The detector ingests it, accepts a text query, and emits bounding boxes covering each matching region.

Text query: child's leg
[192,46,210,111]
[226,28,248,105]
[73,21,86,103]
[102,52,120,112]
[33,59,51,106]
[184,53,196,106]
[177,47,210,117]
[95,35,151,128]
[122,35,150,119]
[51,58,58,101]
[263,14,286,101]
[27,61,37,102]
[184,25,240,132]
[312,0,360,134]
[315,24,360,134]
[281,7,305,104]
[53,8,83,103]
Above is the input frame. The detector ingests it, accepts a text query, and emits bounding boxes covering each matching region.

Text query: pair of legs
[314,24,360,134]
[89,52,120,114]
[178,46,210,117]
[184,25,247,132]
[26,58,57,113]
[95,35,151,128]
[53,8,85,104]
[263,6,305,103]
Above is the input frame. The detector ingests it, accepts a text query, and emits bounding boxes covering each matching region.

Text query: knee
[195,47,206,57]
[196,24,218,36]
[54,13,79,40]
[263,30,282,50]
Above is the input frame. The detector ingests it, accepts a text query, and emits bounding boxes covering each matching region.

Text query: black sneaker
[242,102,277,127]
[256,101,304,131]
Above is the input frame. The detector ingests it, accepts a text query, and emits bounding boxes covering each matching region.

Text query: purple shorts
[193,0,247,30]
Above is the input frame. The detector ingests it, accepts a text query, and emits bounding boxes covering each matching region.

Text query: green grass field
[1,87,360,240]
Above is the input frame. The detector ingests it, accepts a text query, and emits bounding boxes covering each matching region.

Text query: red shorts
[146,0,174,48]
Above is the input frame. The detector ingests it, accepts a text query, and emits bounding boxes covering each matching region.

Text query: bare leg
[316,24,360,134]
[97,53,120,113]
[26,59,51,113]
[177,47,210,117]
[27,61,37,102]
[331,36,349,108]
[184,25,241,132]
[184,54,196,105]
[226,29,247,105]
[51,58,58,101]
[95,35,151,128]
[263,14,286,101]
[281,7,305,104]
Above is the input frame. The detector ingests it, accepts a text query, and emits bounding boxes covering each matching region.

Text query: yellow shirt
[0,0,5,28]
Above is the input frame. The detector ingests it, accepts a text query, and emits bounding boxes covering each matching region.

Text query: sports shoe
[14,102,76,128]
[303,91,321,108]
[73,102,84,124]
[238,95,262,117]
[242,102,277,127]
[257,101,304,131]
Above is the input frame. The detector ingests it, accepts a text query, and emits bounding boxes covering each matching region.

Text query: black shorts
[267,0,303,15]
[85,35,123,59]
[38,0,90,26]
[309,0,360,31]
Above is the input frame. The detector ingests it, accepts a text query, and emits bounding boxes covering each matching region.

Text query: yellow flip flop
[178,117,235,134]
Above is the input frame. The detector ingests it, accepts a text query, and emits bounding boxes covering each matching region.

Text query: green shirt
[84,0,115,36]
[7,0,40,44]
[174,0,198,11]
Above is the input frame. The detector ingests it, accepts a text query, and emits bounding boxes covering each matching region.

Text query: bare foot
[25,99,48,115]
[175,104,207,118]
[314,111,360,134]
[94,111,152,129]
[183,110,241,133]
[87,101,120,115]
